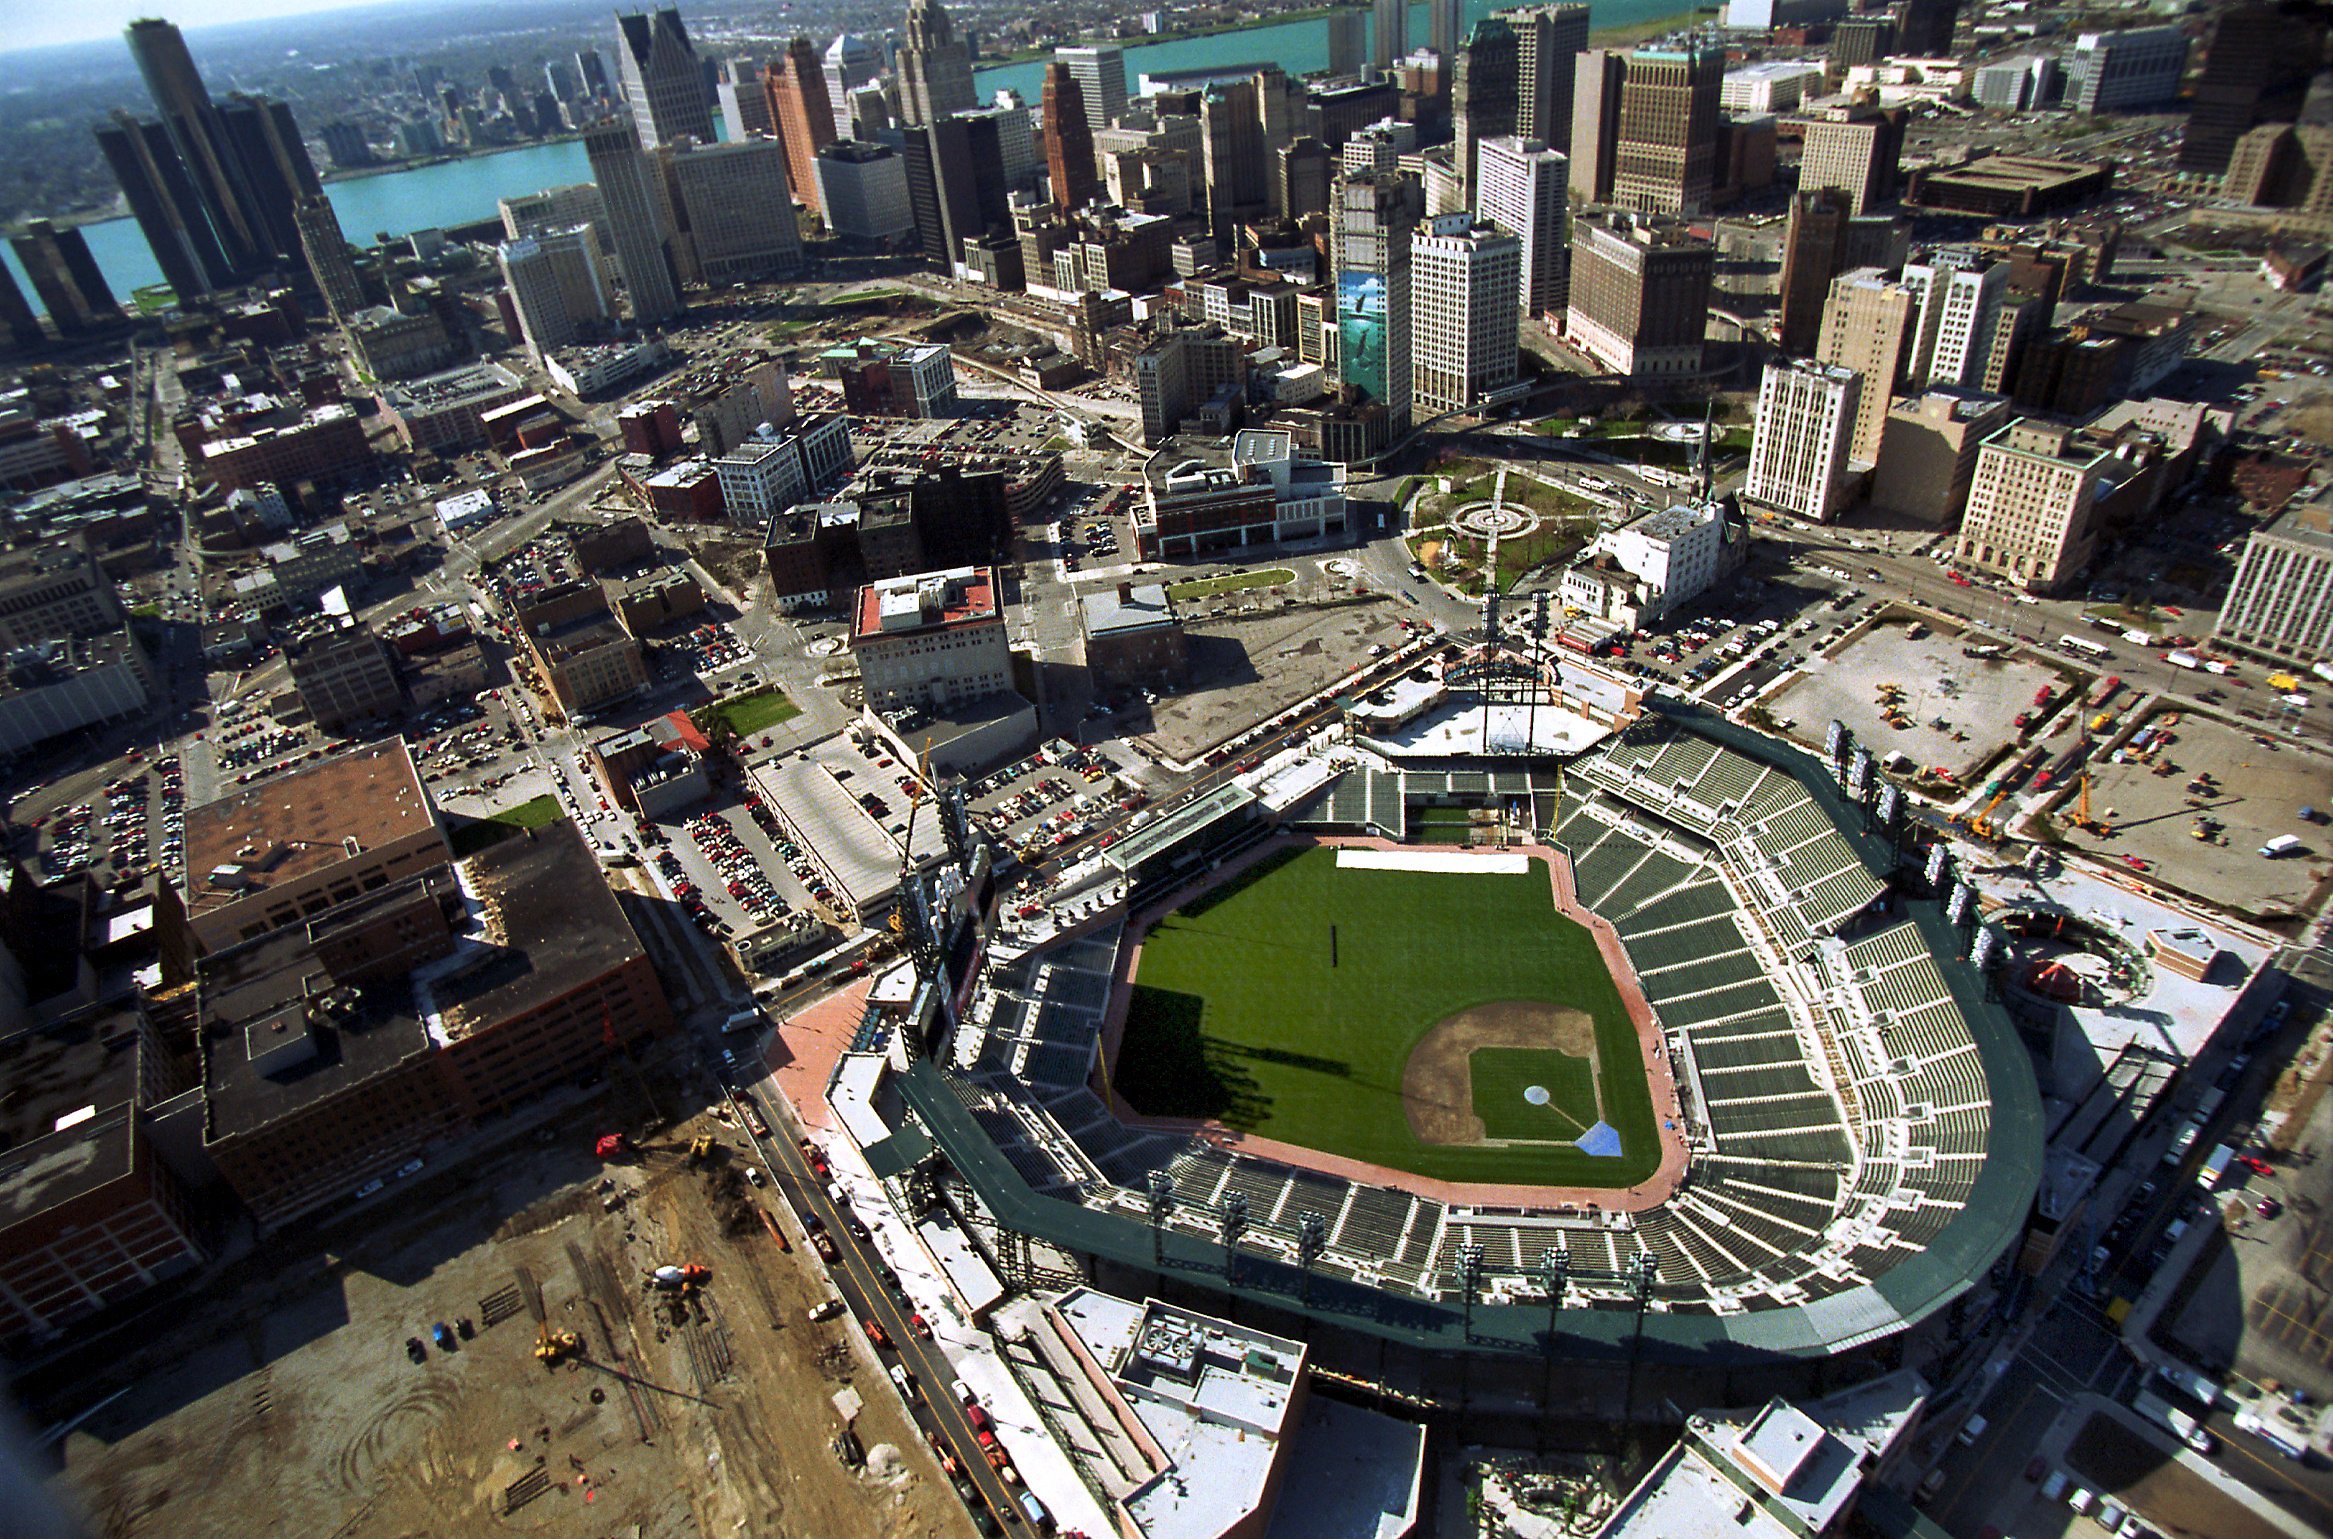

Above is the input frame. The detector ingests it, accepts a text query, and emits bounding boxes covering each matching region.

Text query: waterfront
[6,0,1700,311]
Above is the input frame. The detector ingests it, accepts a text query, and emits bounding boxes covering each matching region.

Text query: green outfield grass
[1470,1048,1600,1142]
[1116,847,1657,1187]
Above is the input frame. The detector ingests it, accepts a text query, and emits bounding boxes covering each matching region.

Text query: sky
[10,0,403,52]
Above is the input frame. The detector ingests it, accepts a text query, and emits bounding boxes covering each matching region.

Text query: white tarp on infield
[1335,848,1531,874]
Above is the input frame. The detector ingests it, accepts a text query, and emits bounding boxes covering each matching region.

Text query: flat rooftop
[416,822,646,1043]
[851,566,999,643]
[1917,153,2108,193]
[184,741,439,921]
[1081,582,1178,637]
[748,738,949,913]
[0,1007,147,1225]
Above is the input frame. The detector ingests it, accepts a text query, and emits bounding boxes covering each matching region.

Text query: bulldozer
[684,1134,716,1166]
[534,1322,581,1366]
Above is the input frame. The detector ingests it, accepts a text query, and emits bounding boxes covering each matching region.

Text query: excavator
[534,1321,581,1366]
[1966,786,2011,842]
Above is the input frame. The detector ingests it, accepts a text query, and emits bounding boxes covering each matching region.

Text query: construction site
[47,1084,975,1539]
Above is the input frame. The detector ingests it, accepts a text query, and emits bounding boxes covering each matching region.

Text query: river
[6,0,1697,310]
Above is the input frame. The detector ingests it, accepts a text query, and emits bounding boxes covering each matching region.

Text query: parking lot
[643,796,829,942]
[13,753,188,888]
[1136,598,1412,766]
[1050,489,1137,578]
[2060,710,2333,917]
[962,741,1137,862]
[1771,614,2078,785]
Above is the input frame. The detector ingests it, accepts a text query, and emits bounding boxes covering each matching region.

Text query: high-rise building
[1796,108,1905,214]
[1816,266,1918,466]
[903,116,989,271]
[2064,27,2191,116]
[1563,210,1711,379]
[1895,0,1960,57]
[1372,0,1408,70]
[498,227,613,358]
[1336,170,1422,435]
[1326,8,1367,76]
[1614,42,1723,216]
[1745,358,1861,520]
[816,141,917,243]
[577,49,612,97]
[769,38,837,216]
[2180,2,2329,176]
[1429,0,1466,60]
[124,16,262,274]
[1501,4,1592,150]
[1045,63,1100,212]
[1832,17,1895,68]
[2214,497,2333,666]
[1134,319,1249,443]
[900,0,979,127]
[848,82,895,143]
[96,111,235,299]
[10,222,119,335]
[216,94,318,270]
[1569,49,1628,206]
[1412,213,1522,415]
[1057,45,1128,136]
[616,8,713,148]
[1903,249,2007,390]
[718,59,773,137]
[824,36,884,139]
[320,120,373,168]
[1278,137,1335,220]
[294,195,365,323]
[1954,417,2109,592]
[1453,20,1520,204]
[1869,385,2012,526]
[1477,135,1569,320]
[666,139,805,283]
[1202,81,1269,247]
[501,184,611,250]
[584,117,684,323]
[1776,187,1851,356]
[0,262,43,351]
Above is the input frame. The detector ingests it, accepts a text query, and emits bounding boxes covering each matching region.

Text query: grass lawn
[1470,1048,1599,1141]
[450,793,564,856]
[703,687,801,737]
[1116,847,1657,1187]
[1165,567,1296,602]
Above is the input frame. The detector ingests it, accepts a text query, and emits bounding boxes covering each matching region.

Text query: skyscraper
[217,94,321,270]
[1453,20,1519,204]
[1057,46,1128,136]
[1797,108,1906,215]
[666,139,805,282]
[1745,358,1861,520]
[615,8,714,148]
[1903,250,2007,391]
[1372,0,1408,71]
[824,35,884,138]
[900,0,979,127]
[1202,81,1269,247]
[1613,42,1722,217]
[1429,0,1466,61]
[1326,8,1367,76]
[0,263,43,351]
[1477,135,1569,320]
[2064,27,2191,116]
[11,222,120,334]
[583,117,684,323]
[1279,138,1335,220]
[96,111,235,299]
[1502,4,1593,150]
[1895,0,1960,58]
[1336,170,1422,435]
[293,195,364,324]
[2180,2,2329,175]
[1569,49,1627,206]
[1412,213,1522,414]
[718,59,773,138]
[498,227,613,357]
[1776,187,1851,357]
[769,38,837,216]
[1563,211,1711,379]
[1816,266,1918,466]
[1045,64,1100,212]
[124,16,263,274]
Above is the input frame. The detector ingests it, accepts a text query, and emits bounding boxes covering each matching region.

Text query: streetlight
[1146,1171,1175,1271]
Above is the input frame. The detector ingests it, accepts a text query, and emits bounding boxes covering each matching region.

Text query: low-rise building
[546,338,674,399]
[1081,580,1189,687]
[197,402,371,492]
[820,340,960,419]
[0,627,155,757]
[1136,429,1348,559]
[1559,499,1735,629]
[589,708,712,816]
[380,362,530,454]
[1904,154,2113,218]
[283,615,402,729]
[345,305,457,382]
[182,739,449,950]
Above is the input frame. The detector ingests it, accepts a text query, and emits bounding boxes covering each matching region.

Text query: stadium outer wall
[1093,832,1694,1211]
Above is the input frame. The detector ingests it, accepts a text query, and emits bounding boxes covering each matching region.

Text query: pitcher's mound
[1402,1000,1598,1146]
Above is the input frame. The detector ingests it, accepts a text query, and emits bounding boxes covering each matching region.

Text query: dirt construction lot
[2060,709,2333,919]
[1139,598,1409,764]
[52,1100,971,1539]
[1770,615,2077,784]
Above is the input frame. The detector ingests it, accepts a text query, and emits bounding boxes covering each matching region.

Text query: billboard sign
[1337,269,1389,403]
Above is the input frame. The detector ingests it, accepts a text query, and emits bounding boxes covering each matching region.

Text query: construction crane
[2071,770,2113,836]
[1967,786,2011,841]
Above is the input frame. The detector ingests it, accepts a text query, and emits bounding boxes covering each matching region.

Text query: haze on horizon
[7,0,415,53]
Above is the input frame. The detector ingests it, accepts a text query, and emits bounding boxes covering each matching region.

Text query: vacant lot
[1116,847,1655,1187]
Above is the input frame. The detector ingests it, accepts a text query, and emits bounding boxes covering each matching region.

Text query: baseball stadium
[868,681,2043,1398]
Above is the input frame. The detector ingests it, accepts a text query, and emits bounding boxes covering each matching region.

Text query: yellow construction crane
[2072,770,2113,836]
[1967,787,2010,841]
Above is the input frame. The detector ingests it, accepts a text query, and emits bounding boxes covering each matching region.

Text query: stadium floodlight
[1848,747,1872,796]
[1221,1190,1250,1283]
[1825,719,1848,761]
[1947,880,1976,929]
[1147,1171,1175,1268]
[1971,925,2001,973]
[1297,1210,1328,1303]
[1876,783,1902,830]
[1924,841,1950,892]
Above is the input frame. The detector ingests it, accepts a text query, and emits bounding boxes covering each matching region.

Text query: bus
[2059,634,2113,661]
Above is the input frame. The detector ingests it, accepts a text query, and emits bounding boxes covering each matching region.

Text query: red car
[1948,572,1972,586]
[2258,1197,2284,1219]
[966,1403,992,1433]
[909,1312,933,1339]
[862,1318,890,1349]
[2237,1154,2274,1176]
